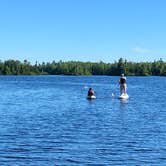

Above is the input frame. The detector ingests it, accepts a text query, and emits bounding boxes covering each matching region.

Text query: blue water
[0,76,166,165]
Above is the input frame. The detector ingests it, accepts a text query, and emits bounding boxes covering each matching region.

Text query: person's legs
[124,84,127,94]
[120,84,123,95]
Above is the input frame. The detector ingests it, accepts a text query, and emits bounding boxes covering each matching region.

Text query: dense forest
[0,58,165,76]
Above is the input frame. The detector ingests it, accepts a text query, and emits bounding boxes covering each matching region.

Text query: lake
[0,76,165,165]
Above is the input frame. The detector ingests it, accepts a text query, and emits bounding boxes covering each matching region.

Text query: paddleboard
[118,93,129,99]
[87,95,96,99]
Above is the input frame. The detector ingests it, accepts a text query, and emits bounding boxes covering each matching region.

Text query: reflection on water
[120,98,129,104]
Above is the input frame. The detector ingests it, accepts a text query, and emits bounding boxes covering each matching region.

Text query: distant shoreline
[0,58,165,76]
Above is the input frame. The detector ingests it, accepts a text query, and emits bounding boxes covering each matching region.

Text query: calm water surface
[0,76,166,165]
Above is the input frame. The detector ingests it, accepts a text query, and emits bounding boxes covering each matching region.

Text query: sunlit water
[0,76,165,165]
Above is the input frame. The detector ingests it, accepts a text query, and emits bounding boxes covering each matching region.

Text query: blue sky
[0,0,166,63]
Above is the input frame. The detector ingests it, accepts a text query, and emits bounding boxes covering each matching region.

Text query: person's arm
[119,78,121,84]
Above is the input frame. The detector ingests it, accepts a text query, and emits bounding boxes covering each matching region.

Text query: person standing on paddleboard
[119,74,127,95]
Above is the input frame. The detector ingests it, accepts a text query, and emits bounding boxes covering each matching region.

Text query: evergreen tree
[0,58,165,76]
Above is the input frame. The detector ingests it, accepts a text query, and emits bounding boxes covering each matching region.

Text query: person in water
[119,74,127,95]
[88,88,95,97]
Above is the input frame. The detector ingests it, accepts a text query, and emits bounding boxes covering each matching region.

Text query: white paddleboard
[118,93,129,99]
[87,95,96,99]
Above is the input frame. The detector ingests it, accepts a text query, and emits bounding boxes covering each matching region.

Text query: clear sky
[0,0,166,63]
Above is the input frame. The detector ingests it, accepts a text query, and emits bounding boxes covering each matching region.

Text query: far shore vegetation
[0,58,165,76]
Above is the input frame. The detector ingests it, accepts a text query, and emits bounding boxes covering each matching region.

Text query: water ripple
[0,76,165,165]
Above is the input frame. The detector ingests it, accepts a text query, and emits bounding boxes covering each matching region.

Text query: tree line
[0,58,165,76]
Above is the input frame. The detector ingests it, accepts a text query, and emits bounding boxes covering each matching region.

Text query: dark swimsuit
[120,77,126,84]
[88,90,94,96]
